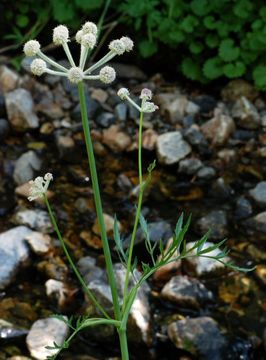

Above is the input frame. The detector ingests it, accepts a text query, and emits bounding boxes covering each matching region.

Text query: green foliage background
[2,0,266,89]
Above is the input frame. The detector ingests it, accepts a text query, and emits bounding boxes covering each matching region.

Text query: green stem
[77,82,121,322]
[44,195,110,319]
[118,329,129,360]
[122,111,144,311]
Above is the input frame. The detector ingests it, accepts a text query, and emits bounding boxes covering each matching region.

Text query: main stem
[77,82,121,322]
[122,111,144,311]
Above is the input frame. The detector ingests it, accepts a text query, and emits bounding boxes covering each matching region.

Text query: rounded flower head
[109,39,126,55]
[31,58,47,76]
[81,33,96,49]
[140,88,152,101]
[23,40,40,56]
[28,173,53,201]
[117,88,130,100]
[99,66,116,84]
[120,37,134,52]
[68,67,84,83]
[82,21,98,36]
[142,101,159,113]
[53,25,69,45]
[75,30,83,44]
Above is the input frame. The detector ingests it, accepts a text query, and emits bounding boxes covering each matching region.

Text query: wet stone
[231,97,261,129]
[195,210,228,239]
[0,319,28,341]
[194,95,217,114]
[178,158,203,175]
[0,226,32,289]
[26,317,69,360]
[115,102,127,121]
[13,150,42,185]
[12,209,53,233]
[183,126,208,147]
[249,182,266,207]
[161,275,214,309]
[184,241,228,277]
[197,166,216,180]
[5,88,39,131]
[96,112,115,128]
[168,317,227,360]
[0,118,9,140]
[156,131,191,165]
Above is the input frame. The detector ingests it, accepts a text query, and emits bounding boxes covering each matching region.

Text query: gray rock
[25,231,52,254]
[197,166,216,180]
[156,131,191,165]
[178,158,203,175]
[245,212,266,234]
[184,241,228,277]
[124,221,172,248]
[161,275,214,309]
[168,317,227,360]
[0,226,32,289]
[0,319,28,340]
[249,182,266,207]
[5,88,39,131]
[12,209,53,233]
[77,256,105,285]
[13,150,42,185]
[184,126,208,147]
[55,132,76,160]
[201,112,235,146]
[231,96,261,129]
[195,210,228,239]
[0,65,19,94]
[26,317,69,360]
[235,197,253,219]
[115,103,127,121]
[96,112,115,128]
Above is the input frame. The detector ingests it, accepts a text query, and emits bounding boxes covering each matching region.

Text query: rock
[232,129,255,141]
[115,103,127,121]
[96,112,115,128]
[182,114,195,128]
[90,88,108,103]
[142,129,158,151]
[13,150,42,185]
[156,131,191,165]
[102,125,131,152]
[178,158,203,175]
[55,133,76,160]
[0,118,9,140]
[183,125,208,148]
[88,280,113,311]
[0,319,28,340]
[168,317,227,360]
[255,265,266,286]
[12,209,53,233]
[26,317,69,360]
[124,221,172,248]
[201,111,235,146]
[77,256,105,284]
[0,226,32,289]
[92,213,120,237]
[45,279,70,309]
[183,241,228,277]
[110,62,146,80]
[209,177,233,199]
[0,66,19,94]
[231,97,261,129]
[25,231,52,254]
[245,212,266,234]
[80,230,103,250]
[196,166,216,180]
[195,210,228,239]
[221,79,258,102]
[194,95,217,114]
[249,182,266,207]
[161,275,214,309]
[5,88,39,131]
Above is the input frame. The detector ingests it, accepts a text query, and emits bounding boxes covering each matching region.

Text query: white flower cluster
[28,173,53,201]
[117,88,158,113]
[23,21,134,86]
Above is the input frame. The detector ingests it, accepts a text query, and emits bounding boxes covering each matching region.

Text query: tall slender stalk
[44,194,110,319]
[77,82,121,322]
[122,110,144,310]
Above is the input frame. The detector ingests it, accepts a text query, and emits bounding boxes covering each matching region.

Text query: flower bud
[140,88,152,101]
[23,40,40,56]
[81,33,96,49]
[142,101,159,113]
[120,37,134,52]
[30,58,47,76]
[82,21,98,36]
[109,39,126,55]
[44,173,53,181]
[75,30,83,44]
[68,67,84,83]
[53,25,69,45]
[117,88,130,100]
[99,66,116,84]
